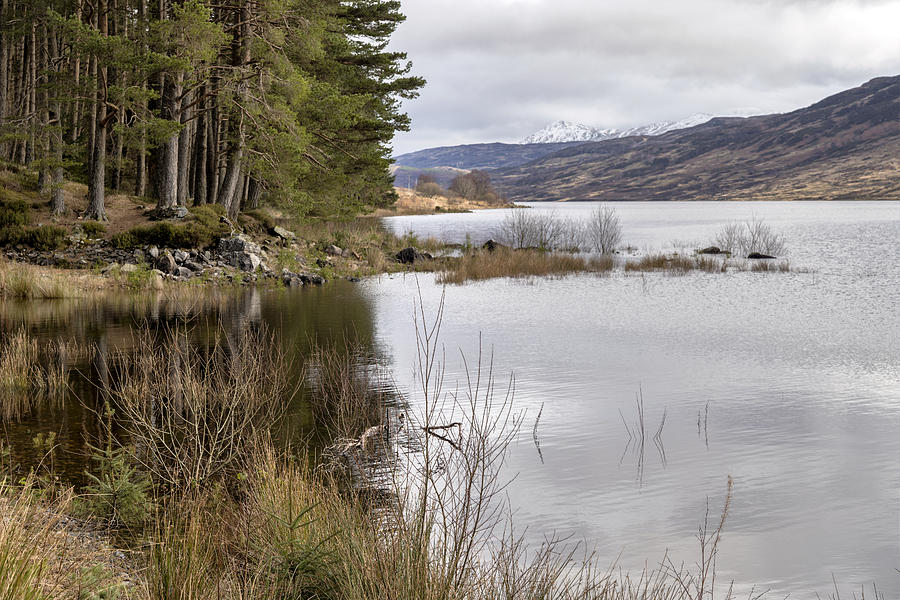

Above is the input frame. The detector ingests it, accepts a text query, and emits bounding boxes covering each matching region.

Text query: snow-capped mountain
[520,113,715,144]
[519,120,618,144]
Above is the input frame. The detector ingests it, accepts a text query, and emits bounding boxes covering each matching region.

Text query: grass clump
[438,247,615,284]
[0,197,68,250]
[0,261,72,299]
[625,253,728,275]
[110,212,229,250]
[80,221,106,238]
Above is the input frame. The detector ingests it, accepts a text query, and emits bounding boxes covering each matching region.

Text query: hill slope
[496,76,900,202]
[393,142,583,170]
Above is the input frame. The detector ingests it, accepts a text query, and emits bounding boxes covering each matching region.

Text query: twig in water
[532,402,545,464]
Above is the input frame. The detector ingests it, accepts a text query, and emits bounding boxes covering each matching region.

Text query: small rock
[120,263,140,273]
[325,244,343,256]
[395,247,426,264]
[148,245,160,260]
[316,258,331,269]
[273,225,296,241]
[184,261,204,272]
[173,250,189,263]
[175,266,193,278]
[299,272,325,285]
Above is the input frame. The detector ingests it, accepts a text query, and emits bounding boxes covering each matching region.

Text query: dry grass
[0,261,73,299]
[0,480,126,599]
[625,253,733,275]
[372,187,509,216]
[438,248,615,284]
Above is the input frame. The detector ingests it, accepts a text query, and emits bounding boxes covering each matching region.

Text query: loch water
[4,201,898,598]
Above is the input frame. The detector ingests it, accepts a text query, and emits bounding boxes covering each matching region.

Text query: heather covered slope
[496,76,900,201]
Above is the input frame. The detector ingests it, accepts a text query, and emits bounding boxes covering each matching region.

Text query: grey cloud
[390,0,900,154]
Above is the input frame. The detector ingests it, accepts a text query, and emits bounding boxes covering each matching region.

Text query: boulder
[747,252,776,259]
[281,268,303,288]
[175,266,193,279]
[156,251,177,274]
[120,263,140,273]
[272,225,296,241]
[482,239,506,252]
[184,261,205,272]
[395,247,426,264]
[218,235,262,255]
[173,249,189,263]
[325,244,343,256]
[237,252,262,272]
[298,272,325,285]
[698,246,723,255]
[148,245,160,260]
[154,206,189,220]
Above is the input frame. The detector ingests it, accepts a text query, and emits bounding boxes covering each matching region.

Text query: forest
[0,0,423,223]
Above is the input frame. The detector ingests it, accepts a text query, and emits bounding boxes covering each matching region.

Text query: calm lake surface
[4,201,898,598]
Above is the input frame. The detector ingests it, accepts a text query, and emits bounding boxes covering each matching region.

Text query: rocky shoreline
[4,233,330,288]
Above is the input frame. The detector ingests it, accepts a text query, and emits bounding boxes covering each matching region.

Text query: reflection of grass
[749,259,792,272]
[437,248,615,284]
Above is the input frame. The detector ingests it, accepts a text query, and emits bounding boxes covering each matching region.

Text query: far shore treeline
[0,0,423,222]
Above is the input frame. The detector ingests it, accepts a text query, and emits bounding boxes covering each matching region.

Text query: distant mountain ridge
[392,141,582,172]
[520,114,714,144]
[495,75,900,202]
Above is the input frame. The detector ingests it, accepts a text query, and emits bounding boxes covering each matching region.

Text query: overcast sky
[387,0,900,155]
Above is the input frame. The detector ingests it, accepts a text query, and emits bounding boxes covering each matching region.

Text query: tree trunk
[134,0,148,196]
[247,177,261,210]
[85,0,108,221]
[155,69,182,210]
[25,19,35,165]
[0,0,9,160]
[206,86,219,204]
[49,27,65,215]
[177,89,192,206]
[192,91,207,205]
[216,0,250,216]
[217,144,242,215]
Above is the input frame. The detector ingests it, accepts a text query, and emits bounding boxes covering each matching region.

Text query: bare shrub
[112,325,293,489]
[714,217,786,256]
[583,204,623,254]
[493,210,574,250]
